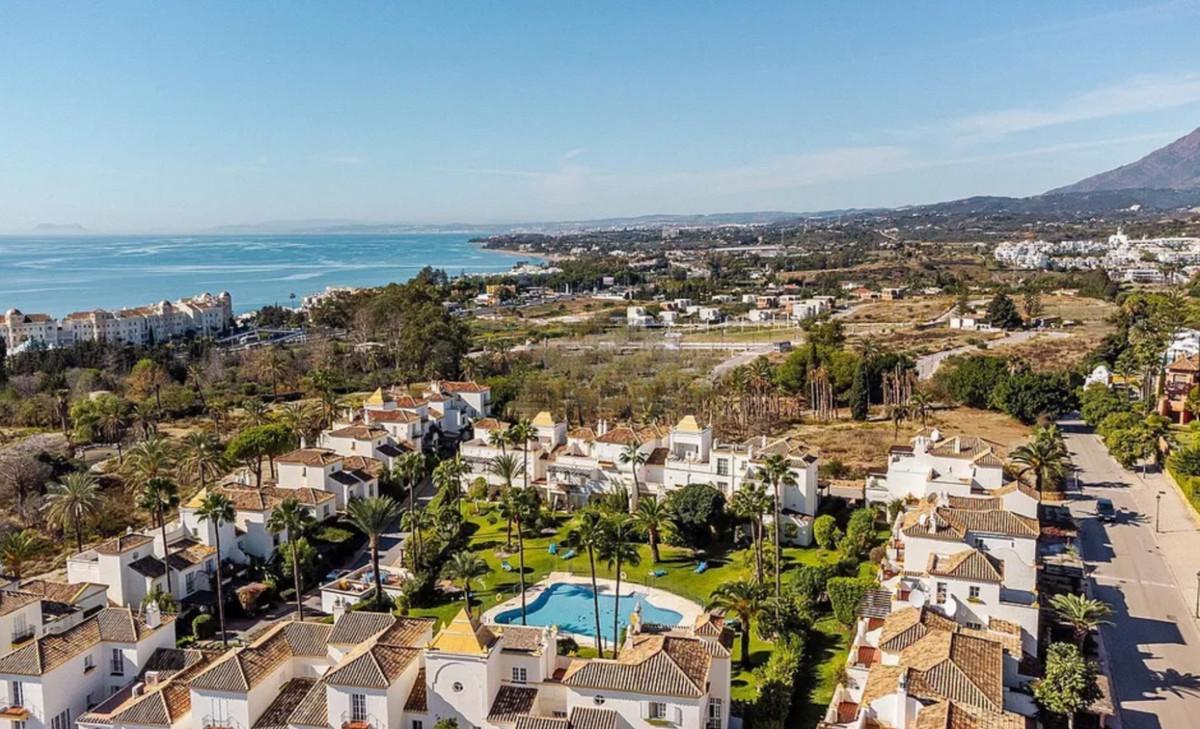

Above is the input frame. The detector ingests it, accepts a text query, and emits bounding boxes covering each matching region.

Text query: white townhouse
[67,530,221,611]
[273,448,382,510]
[865,430,1005,505]
[460,412,564,491]
[319,424,411,469]
[68,606,733,729]
[0,593,44,656]
[15,580,110,637]
[0,605,176,729]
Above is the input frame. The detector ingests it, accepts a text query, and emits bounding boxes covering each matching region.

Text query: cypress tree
[849,360,869,420]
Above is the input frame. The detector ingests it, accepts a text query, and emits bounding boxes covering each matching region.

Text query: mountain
[1050,126,1200,194]
[33,223,87,233]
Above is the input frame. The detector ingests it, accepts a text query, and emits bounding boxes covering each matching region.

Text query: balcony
[0,707,29,721]
[10,626,35,645]
[202,716,243,729]
[340,711,379,729]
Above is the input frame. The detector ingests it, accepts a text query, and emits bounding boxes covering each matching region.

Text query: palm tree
[256,346,290,400]
[1011,437,1070,493]
[43,472,101,551]
[137,478,180,593]
[707,579,767,665]
[632,498,671,563]
[266,497,316,620]
[0,530,47,579]
[195,491,235,646]
[889,404,909,442]
[598,514,641,657]
[180,431,224,489]
[490,454,525,545]
[564,509,608,655]
[432,455,470,510]
[242,399,270,427]
[345,497,404,609]
[1050,593,1112,648]
[908,391,932,427]
[730,481,770,585]
[441,552,489,617]
[488,427,510,456]
[756,453,796,600]
[97,396,130,462]
[275,401,321,449]
[124,433,175,494]
[502,487,541,625]
[508,420,537,491]
[395,452,426,569]
[618,443,648,511]
[186,363,209,413]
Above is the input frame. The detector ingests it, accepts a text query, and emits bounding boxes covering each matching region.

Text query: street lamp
[1156,491,1164,534]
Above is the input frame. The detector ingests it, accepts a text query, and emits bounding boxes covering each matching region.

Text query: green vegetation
[933,354,1076,424]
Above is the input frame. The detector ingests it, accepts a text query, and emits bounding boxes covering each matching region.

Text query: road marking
[1091,575,1177,589]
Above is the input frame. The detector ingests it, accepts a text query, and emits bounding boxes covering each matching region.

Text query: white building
[67,530,221,610]
[1,292,232,351]
[72,607,733,729]
[0,605,177,729]
[865,431,1005,505]
[626,306,655,327]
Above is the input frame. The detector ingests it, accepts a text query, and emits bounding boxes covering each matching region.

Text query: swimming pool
[493,582,684,637]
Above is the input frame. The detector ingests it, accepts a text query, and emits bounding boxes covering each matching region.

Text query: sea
[0,233,538,316]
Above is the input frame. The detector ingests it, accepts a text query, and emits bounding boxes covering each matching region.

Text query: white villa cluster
[0,605,734,729]
[462,413,820,544]
[823,430,1048,729]
[1,292,233,353]
[993,228,1200,283]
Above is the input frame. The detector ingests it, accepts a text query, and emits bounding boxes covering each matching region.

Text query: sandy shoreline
[482,245,574,262]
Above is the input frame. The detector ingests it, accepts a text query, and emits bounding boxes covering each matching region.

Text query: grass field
[408,506,876,705]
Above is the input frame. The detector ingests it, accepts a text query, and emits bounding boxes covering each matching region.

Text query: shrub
[1171,446,1200,477]
[667,483,727,547]
[1079,383,1127,427]
[747,638,805,729]
[988,371,1076,424]
[793,564,832,604]
[313,526,355,544]
[828,576,876,626]
[813,514,839,550]
[192,613,214,639]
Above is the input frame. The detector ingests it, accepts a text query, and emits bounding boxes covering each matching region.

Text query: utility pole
[1156,491,1164,533]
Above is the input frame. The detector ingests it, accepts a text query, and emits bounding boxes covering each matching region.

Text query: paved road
[1061,419,1200,729]
[914,331,1068,380]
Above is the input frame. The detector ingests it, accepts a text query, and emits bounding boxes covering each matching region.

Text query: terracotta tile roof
[376,616,435,648]
[927,436,1001,460]
[515,718,570,729]
[191,620,309,693]
[562,634,711,698]
[104,650,218,727]
[945,507,1039,539]
[857,588,894,620]
[19,579,105,606]
[281,622,334,656]
[341,455,385,479]
[325,645,419,688]
[912,700,1024,729]
[442,380,489,394]
[277,448,342,467]
[0,590,40,617]
[0,608,167,676]
[392,395,427,408]
[328,611,396,645]
[927,549,1004,583]
[366,409,421,424]
[472,418,506,430]
[595,425,643,446]
[93,533,155,555]
[288,679,330,728]
[1168,354,1200,373]
[901,631,1005,711]
[946,495,1003,511]
[487,685,538,723]
[900,507,967,541]
[328,425,387,441]
[993,481,1040,500]
[404,668,427,712]
[499,626,546,653]
[693,612,727,637]
[879,606,960,653]
[568,707,619,729]
[568,427,596,442]
[646,447,669,466]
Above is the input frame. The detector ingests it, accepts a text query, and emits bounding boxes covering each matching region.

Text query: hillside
[1050,126,1200,193]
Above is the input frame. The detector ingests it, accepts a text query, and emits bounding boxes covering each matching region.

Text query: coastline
[480,244,574,262]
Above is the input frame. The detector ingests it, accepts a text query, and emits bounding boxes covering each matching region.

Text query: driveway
[1060,418,1200,729]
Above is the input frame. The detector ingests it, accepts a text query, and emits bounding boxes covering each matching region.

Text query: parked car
[1096,498,1116,523]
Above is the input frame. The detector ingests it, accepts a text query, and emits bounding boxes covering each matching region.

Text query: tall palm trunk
[158,509,173,594]
[613,553,623,658]
[370,537,383,604]
[291,542,305,620]
[213,530,228,647]
[408,479,420,570]
[648,527,660,563]
[772,479,782,599]
[588,547,603,655]
[752,519,764,585]
[516,515,527,624]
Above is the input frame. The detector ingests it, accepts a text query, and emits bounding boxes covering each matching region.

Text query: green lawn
[408,506,869,707]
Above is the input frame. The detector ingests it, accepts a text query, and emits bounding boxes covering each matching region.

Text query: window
[708,698,723,729]
[452,682,463,693]
[648,702,667,720]
[593,696,605,706]
[351,694,367,723]
[935,582,947,605]
[84,654,95,673]
[969,585,981,601]
[511,667,527,683]
[110,648,124,676]
[50,710,71,729]
[716,458,729,476]
[186,572,196,595]
[10,680,23,707]
[411,722,422,729]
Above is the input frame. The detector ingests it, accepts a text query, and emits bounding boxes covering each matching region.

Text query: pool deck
[480,571,704,643]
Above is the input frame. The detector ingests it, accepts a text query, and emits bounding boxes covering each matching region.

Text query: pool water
[493,582,684,637]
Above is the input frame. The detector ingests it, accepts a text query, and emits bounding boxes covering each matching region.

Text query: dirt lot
[787,406,1029,475]
[987,294,1116,370]
[840,296,955,325]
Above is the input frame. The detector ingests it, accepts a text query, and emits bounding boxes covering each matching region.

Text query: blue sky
[2,1,1200,231]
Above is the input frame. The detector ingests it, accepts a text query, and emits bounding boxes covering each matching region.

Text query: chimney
[895,670,909,729]
[332,600,347,623]
[300,434,307,449]
[145,600,162,629]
